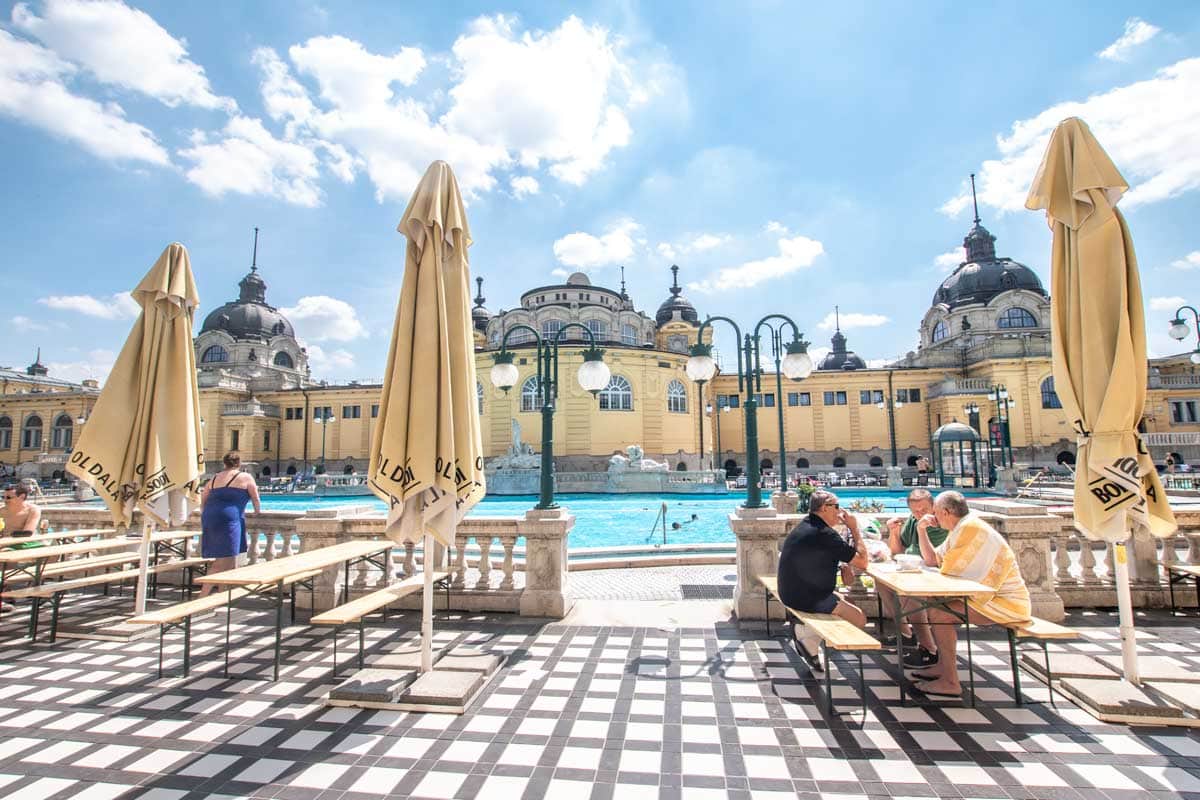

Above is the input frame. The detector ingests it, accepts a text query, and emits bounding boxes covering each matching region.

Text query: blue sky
[1,1,1198,383]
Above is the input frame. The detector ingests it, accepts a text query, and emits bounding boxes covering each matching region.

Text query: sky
[1,0,1198,384]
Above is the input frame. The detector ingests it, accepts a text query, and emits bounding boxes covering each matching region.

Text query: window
[586,319,609,341]
[998,307,1038,328]
[838,391,847,405]
[724,394,739,409]
[508,327,534,345]
[824,391,835,406]
[825,391,846,406]
[869,456,884,467]
[230,430,239,451]
[897,388,921,403]
[201,344,229,363]
[1171,400,1199,424]
[521,376,543,412]
[21,415,42,449]
[477,381,484,415]
[294,407,303,419]
[371,404,379,418]
[832,456,846,468]
[488,330,500,346]
[541,319,562,340]
[263,430,271,450]
[0,417,10,449]
[285,408,294,420]
[932,321,949,342]
[667,380,687,413]
[599,375,633,411]
[1041,377,1062,409]
[860,390,871,404]
[342,405,361,419]
[622,324,637,345]
[273,351,294,368]
[762,393,775,408]
[51,414,72,449]
[788,392,800,407]
[795,457,810,468]
[313,406,332,420]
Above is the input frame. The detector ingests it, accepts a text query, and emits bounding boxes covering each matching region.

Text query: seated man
[777,490,868,671]
[912,490,1031,698]
[2,483,42,545]
[879,488,949,668]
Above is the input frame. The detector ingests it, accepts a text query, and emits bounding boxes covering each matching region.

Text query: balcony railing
[926,377,992,398]
[1150,374,1200,389]
[221,401,281,418]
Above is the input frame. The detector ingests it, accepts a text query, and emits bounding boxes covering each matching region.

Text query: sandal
[912,680,962,699]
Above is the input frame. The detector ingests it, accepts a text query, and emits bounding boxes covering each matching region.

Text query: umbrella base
[1059,677,1188,725]
[54,601,173,642]
[327,647,503,715]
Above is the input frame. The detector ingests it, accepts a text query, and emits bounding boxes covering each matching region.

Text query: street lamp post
[989,385,1015,468]
[875,372,903,468]
[314,409,336,474]
[756,316,806,490]
[1168,305,1200,364]
[490,323,610,510]
[696,379,707,472]
[705,401,714,472]
[687,315,813,510]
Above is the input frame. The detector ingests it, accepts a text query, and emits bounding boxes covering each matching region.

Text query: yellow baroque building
[2,215,1198,482]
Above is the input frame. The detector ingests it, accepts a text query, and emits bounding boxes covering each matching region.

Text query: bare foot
[913,678,961,697]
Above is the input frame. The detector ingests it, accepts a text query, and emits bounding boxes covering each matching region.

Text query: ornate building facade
[2,216,1198,480]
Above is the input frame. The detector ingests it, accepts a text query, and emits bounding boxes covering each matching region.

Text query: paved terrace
[2,572,1200,800]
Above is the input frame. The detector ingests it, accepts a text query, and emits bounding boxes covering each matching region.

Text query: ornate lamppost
[490,323,610,510]
[687,315,813,509]
[1168,305,1200,364]
[696,379,707,472]
[989,385,1016,468]
[756,316,808,490]
[314,409,336,474]
[876,376,904,467]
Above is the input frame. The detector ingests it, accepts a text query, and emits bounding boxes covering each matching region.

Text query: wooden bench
[1000,616,1080,707]
[758,574,880,716]
[1166,564,1200,617]
[311,571,450,674]
[3,552,142,585]
[7,558,210,641]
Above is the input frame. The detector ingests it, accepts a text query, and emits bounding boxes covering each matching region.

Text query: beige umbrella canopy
[67,242,204,614]
[369,160,485,671]
[1026,117,1176,682]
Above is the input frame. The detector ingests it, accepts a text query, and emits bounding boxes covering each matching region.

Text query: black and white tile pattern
[1,593,1199,799]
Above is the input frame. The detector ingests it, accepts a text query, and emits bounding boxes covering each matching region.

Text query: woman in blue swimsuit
[199,451,261,596]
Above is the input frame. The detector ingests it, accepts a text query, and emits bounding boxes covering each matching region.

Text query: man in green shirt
[879,488,949,668]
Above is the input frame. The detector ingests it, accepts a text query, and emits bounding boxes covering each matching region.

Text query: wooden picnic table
[0,528,115,550]
[197,538,394,680]
[867,563,994,706]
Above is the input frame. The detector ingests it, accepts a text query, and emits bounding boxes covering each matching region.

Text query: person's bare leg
[199,556,236,597]
[878,589,912,638]
[915,607,961,694]
[904,601,936,653]
[832,599,866,629]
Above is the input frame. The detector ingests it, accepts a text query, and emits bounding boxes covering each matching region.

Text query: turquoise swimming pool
[253,490,988,549]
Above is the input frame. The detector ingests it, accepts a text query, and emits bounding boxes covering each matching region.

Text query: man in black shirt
[777,490,868,669]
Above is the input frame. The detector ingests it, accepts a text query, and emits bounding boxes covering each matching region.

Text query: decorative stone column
[519,507,575,618]
[771,491,799,515]
[730,506,798,620]
[886,466,903,490]
[970,499,1065,621]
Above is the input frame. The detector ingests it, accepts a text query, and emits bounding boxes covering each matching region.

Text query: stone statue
[488,419,541,470]
[607,444,668,473]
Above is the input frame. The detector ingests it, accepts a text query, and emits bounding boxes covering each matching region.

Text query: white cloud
[689,235,824,293]
[553,218,641,269]
[764,220,787,235]
[38,292,139,319]
[941,58,1200,216]
[12,316,46,332]
[280,295,366,341]
[1097,17,1161,62]
[656,242,677,261]
[510,175,540,197]
[45,348,116,384]
[252,47,317,136]
[816,311,889,331]
[304,343,356,375]
[12,0,235,111]
[179,116,323,207]
[807,346,830,366]
[688,233,730,252]
[865,358,892,369]
[934,247,963,273]
[1149,296,1187,312]
[0,30,168,165]
[1170,251,1200,270]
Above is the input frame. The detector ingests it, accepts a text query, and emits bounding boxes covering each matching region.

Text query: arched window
[261,465,271,477]
[586,319,609,341]
[0,417,11,450]
[621,324,637,346]
[675,462,687,471]
[343,464,355,474]
[508,327,534,345]
[201,345,229,363]
[477,381,484,415]
[286,465,297,475]
[541,319,562,340]
[761,458,774,470]
[932,321,949,343]
[1056,451,1076,466]
[273,351,294,368]
[521,376,543,412]
[1041,376,1062,409]
[869,456,884,467]
[598,375,633,411]
[795,457,810,469]
[22,415,43,449]
[488,329,500,347]
[667,380,687,413]
[723,459,738,477]
[998,307,1038,329]
[51,414,73,449]
[832,456,846,468]
[906,455,920,467]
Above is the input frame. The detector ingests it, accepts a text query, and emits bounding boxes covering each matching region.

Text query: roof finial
[474,276,485,307]
[969,173,980,225]
[251,227,259,272]
[835,305,840,332]
[620,265,628,298]
[669,264,681,296]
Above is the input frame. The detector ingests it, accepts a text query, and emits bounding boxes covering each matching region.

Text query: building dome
[655,265,699,326]
[931,421,980,443]
[566,272,591,286]
[200,265,295,341]
[817,308,867,371]
[933,191,1047,310]
[471,277,493,332]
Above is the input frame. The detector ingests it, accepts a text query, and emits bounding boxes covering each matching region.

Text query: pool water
[254,490,964,549]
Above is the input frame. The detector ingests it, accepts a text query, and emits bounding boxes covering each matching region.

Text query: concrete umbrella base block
[326,649,504,715]
[1019,652,1119,683]
[55,608,166,642]
[1058,677,1195,727]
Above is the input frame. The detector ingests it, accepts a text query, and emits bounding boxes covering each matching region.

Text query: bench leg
[158,624,165,679]
[823,642,833,718]
[1007,628,1022,706]
[1169,572,1177,616]
[331,627,339,678]
[1194,576,1199,615]
[290,582,297,625]
[764,589,770,637]
[183,615,192,679]
[359,618,365,671]
[224,589,233,679]
[49,593,63,644]
[273,581,284,681]
[962,596,975,708]
[1043,642,1056,708]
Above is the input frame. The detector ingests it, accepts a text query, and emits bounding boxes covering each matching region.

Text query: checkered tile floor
[1,593,1200,799]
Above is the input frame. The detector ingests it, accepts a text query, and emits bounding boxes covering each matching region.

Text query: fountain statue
[487,419,541,471]
[607,444,669,473]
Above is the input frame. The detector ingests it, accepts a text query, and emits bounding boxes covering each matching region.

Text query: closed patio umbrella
[66,242,204,616]
[369,160,486,673]
[1026,117,1176,683]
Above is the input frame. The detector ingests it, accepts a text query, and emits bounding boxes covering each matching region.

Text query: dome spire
[970,173,980,225]
[238,227,268,304]
[474,276,486,308]
[620,265,629,300]
[962,174,997,263]
[669,264,681,296]
[251,226,259,272]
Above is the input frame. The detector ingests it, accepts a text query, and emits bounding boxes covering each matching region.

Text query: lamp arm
[698,316,744,393]
[499,323,543,400]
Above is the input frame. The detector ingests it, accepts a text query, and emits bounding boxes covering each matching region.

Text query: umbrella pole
[134,519,155,616]
[1114,540,1140,684]
[422,532,434,674]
